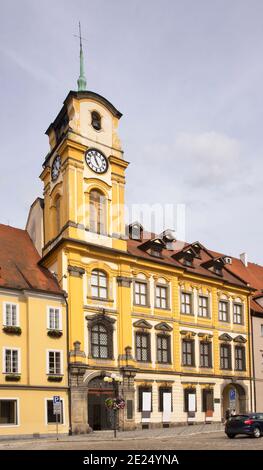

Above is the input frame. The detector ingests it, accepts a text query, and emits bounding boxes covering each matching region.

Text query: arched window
[91,111,101,131]
[55,196,61,233]
[90,190,106,235]
[91,270,108,299]
[91,324,109,358]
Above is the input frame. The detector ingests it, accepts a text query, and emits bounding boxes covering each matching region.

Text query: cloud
[0,46,57,86]
[174,131,242,188]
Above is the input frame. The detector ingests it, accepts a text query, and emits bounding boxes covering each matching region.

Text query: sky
[1,0,263,263]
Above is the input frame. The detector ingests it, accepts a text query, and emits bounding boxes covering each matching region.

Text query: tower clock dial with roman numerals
[85,148,108,174]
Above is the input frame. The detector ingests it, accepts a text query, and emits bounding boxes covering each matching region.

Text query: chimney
[240,252,248,267]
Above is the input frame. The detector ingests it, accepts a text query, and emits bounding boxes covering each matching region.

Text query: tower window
[89,190,106,235]
[91,111,101,131]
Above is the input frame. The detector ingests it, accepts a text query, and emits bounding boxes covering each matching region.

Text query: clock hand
[94,156,100,167]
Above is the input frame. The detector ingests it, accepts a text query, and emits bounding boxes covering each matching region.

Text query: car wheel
[253,427,261,438]
[226,433,235,439]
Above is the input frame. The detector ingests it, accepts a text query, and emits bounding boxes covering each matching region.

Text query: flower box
[3,326,22,335]
[5,374,21,382]
[47,375,63,382]
[47,329,63,338]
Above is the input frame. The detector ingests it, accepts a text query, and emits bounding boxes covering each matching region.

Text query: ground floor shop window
[46,399,64,424]
[0,399,18,425]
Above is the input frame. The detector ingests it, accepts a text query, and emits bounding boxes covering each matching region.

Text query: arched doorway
[222,383,247,419]
[88,376,114,430]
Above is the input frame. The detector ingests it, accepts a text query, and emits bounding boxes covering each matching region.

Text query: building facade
[23,88,254,433]
[0,224,68,437]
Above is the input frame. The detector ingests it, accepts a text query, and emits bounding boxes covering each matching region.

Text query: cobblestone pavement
[2,423,261,450]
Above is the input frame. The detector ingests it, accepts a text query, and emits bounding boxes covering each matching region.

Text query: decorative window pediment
[86,313,116,329]
[154,322,173,332]
[180,330,196,338]
[133,319,152,329]
[233,335,247,343]
[219,333,232,342]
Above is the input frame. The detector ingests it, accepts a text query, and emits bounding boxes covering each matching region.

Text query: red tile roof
[127,236,249,288]
[0,224,62,294]
[127,230,263,311]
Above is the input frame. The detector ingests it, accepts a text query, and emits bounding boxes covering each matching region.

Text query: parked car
[225,413,263,438]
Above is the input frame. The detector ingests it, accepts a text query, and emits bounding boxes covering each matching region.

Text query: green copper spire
[77,22,87,91]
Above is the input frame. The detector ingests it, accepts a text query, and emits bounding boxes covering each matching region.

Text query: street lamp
[104,373,122,438]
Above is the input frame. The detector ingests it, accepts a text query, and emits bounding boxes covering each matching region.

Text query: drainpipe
[64,292,72,434]
[250,308,257,412]
[247,295,254,412]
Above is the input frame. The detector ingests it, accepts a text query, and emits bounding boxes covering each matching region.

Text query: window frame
[220,343,232,370]
[200,341,212,368]
[3,348,20,374]
[182,339,195,367]
[135,332,151,362]
[133,280,148,307]
[198,295,210,318]
[91,270,108,300]
[47,306,62,331]
[3,302,19,327]
[235,345,246,371]
[0,398,19,427]
[156,334,171,364]
[45,398,65,425]
[46,350,63,375]
[233,303,243,325]
[218,300,229,322]
[155,284,169,310]
[181,292,193,315]
[90,322,112,359]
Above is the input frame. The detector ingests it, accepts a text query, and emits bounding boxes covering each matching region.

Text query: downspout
[250,308,257,412]
[247,295,254,412]
[64,292,72,434]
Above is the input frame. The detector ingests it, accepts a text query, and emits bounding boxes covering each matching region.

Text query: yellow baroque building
[25,88,253,434]
[0,64,259,436]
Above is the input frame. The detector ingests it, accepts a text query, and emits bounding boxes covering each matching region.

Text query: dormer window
[184,256,193,267]
[138,237,165,258]
[128,222,143,241]
[91,111,101,131]
[201,257,225,276]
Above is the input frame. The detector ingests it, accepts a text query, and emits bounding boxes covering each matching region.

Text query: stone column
[119,346,137,431]
[69,341,90,434]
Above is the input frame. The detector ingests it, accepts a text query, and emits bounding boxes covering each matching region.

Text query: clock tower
[26,37,136,434]
[40,84,128,256]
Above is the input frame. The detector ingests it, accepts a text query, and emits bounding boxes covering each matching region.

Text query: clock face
[85,149,108,174]
[51,155,61,181]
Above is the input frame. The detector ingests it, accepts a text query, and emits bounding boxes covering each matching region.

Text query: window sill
[154,307,171,312]
[88,356,114,361]
[87,296,114,303]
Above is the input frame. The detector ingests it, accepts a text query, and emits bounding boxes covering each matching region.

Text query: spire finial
[76,21,87,91]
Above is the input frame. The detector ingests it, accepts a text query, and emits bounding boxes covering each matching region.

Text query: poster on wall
[163,392,172,422]
[142,392,151,422]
